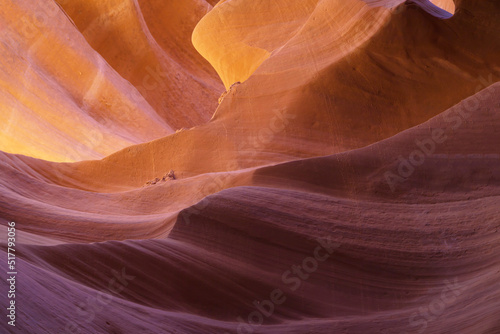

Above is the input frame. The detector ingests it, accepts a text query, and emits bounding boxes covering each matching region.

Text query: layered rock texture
[1,0,499,333]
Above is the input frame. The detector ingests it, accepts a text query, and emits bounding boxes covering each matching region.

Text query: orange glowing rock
[1,1,500,333]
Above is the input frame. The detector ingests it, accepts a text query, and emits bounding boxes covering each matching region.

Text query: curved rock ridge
[193,0,457,89]
[193,0,321,89]
[12,0,498,192]
[0,0,173,162]
[2,84,499,333]
[430,0,456,13]
[1,0,500,333]
[0,0,223,162]
[55,0,224,129]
